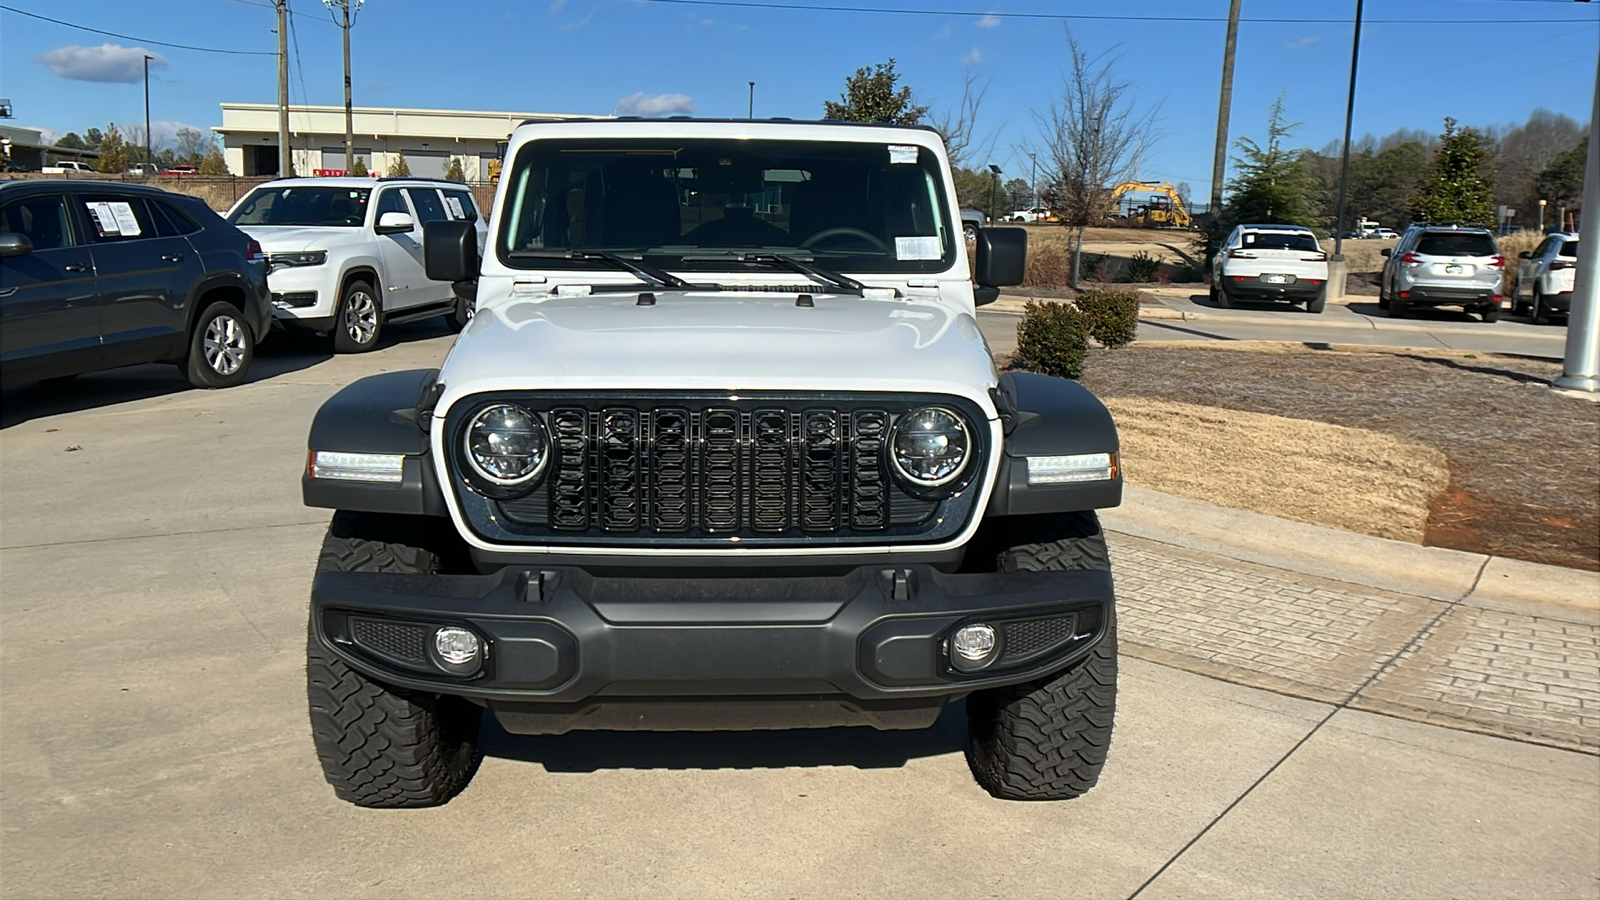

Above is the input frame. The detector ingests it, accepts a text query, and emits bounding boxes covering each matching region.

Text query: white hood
[433,290,999,417]
[236,225,366,253]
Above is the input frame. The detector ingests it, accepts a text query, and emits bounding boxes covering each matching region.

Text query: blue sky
[2,0,1595,196]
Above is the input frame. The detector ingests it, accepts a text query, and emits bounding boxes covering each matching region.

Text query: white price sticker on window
[445,196,465,219]
[87,202,120,236]
[888,144,919,164]
[107,201,142,236]
[895,235,941,260]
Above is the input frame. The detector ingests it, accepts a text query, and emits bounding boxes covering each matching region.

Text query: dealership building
[213,103,603,181]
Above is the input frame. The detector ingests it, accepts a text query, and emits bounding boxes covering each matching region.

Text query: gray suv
[1378,224,1505,322]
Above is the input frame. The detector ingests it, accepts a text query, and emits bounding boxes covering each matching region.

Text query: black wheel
[1480,303,1500,323]
[446,290,473,334]
[1215,285,1233,309]
[1306,288,1327,314]
[1208,281,1219,304]
[1512,290,1530,317]
[1531,289,1549,326]
[1377,278,1391,310]
[183,301,253,388]
[333,280,382,353]
[964,512,1117,801]
[963,222,978,243]
[1389,297,1408,318]
[306,512,481,808]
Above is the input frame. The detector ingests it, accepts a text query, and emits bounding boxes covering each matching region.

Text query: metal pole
[1332,0,1363,262]
[748,82,755,119]
[1553,50,1600,393]
[1030,152,1037,208]
[1208,0,1241,220]
[143,55,152,176]
[342,1,354,172]
[277,0,290,177]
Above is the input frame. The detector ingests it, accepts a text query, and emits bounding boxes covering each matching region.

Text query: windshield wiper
[680,252,867,296]
[507,249,714,291]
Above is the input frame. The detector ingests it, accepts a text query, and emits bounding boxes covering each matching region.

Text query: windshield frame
[493,136,958,276]
[226,185,373,229]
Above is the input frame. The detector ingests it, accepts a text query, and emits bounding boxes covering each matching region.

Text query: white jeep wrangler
[300,119,1123,807]
[226,176,487,352]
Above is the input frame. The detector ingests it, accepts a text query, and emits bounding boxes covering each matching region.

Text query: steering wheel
[801,227,890,253]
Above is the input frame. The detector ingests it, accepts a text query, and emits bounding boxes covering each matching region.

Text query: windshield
[496,138,954,273]
[228,186,372,227]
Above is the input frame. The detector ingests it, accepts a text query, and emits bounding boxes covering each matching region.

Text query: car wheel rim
[345,291,377,344]
[202,315,246,375]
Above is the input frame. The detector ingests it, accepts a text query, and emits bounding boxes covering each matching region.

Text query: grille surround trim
[446,392,992,550]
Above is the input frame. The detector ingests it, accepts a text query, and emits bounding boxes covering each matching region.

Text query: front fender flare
[985,371,1122,516]
[302,368,448,517]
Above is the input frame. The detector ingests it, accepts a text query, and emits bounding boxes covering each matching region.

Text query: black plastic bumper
[311,564,1113,732]
[1398,286,1498,308]
[1224,276,1324,301]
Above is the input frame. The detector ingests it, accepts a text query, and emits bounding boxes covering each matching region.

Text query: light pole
[1029,152,1037,209]
[1553,50,1599,394]
[988,163,1001,223]
[275,0,290,177]
[1330,0,1365,299]
[748,81,755,119]
[142,54,153,176]
[325,0,365,173]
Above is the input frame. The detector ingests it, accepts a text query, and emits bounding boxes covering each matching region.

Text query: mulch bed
[1074,345,1600,571]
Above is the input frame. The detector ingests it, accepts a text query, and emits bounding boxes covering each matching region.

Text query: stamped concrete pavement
[1,324,1596,898]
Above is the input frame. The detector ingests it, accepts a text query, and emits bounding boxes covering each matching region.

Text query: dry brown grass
[1104,396,1451,543]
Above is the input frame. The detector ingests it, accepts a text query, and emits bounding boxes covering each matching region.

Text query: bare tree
[1034,30,1157,287]
[931,65,996,171]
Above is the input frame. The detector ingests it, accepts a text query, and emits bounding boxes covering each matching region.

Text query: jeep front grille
[450,394,987,548]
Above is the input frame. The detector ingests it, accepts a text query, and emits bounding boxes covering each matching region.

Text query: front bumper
[312,563,1113,732]
[266,265,336,321]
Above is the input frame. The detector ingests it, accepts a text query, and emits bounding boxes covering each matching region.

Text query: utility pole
[1208,0,1241,221]
[1328,0,1365,302]
[748,81,755,119]
[1029,152,1037,208]
[276,0,290,177]
[1553,50,1599,394]
[325,0,364,172]
[143,54,153,175]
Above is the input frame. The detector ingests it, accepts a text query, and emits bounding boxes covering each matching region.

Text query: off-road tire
[964,512,1117,801]
[184,301,253,388]
[306,512,481,808]
[333,280,382,354]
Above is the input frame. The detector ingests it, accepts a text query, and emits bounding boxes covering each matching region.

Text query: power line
[0,4,278,55]
[632,0,1594,25]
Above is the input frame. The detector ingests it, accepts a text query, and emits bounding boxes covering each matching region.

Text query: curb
[1102,484,1599,624]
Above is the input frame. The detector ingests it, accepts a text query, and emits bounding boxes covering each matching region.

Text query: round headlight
[889,406,971,488]
[463,404,548,487]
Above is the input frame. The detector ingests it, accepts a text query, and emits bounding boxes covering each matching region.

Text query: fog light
[434,627,481,666]
[951,623,999,672]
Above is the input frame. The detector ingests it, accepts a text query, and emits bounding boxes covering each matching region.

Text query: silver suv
[1379,224,1504,322]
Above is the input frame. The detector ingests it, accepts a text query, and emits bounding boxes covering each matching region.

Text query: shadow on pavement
[479,702,969,772]
[1183,292,1308,314]
[1139,319,1238,341]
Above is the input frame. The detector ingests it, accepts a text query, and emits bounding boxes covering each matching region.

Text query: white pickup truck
[224,176,488,352]
[41,161,94,174]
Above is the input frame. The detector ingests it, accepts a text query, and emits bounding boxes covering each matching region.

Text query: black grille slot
[751,409,791,532]
[850,410,889,529]
[600,407,640,531]
[802,409,841,532]
[1000,614,1080,663]
[550,408,590,530]
[351,618,429,664]
[649,408,690,532]
[701,408,741,533]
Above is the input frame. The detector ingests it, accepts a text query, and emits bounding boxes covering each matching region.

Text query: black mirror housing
[424,220,479,283]
[1518,251,1532,259]
[0,232,34,258]
[1380,248,1391,257]
[975,226,1026,304]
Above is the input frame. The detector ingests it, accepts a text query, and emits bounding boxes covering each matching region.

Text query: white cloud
[975,14,1001,28]
[961,47,983,65]
[27,126,60,144]
[615,92,695,117]
[931,23,953,41]
[34,44,170,83]
[548,0,566,11]
[1287,35,1320,49]
[124,119,206,149]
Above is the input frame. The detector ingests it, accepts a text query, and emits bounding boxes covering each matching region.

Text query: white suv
[225,177,487,352]
[1210,223,1331,313]
[1512,232,1578,325]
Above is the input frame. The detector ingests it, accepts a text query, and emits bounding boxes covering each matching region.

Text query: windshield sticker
[888,144,919,165]
[444,196,465,219]
[895,235,941,260]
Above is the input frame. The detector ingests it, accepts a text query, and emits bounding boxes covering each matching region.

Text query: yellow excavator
[487,140,509,185]
[1105,180,1194,229]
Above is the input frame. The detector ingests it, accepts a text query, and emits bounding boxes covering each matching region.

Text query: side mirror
[1518,251,1532,259]
[424,219,479,283]
[1379,248,1391,257]
[375,211,414,235]
[973,226,1027,306]
[0,232,34,258]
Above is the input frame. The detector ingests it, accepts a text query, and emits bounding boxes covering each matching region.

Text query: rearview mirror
[1379,248,1391,257]
[424,219,479,283]
[376,211,414,235]
[973,226,1027,306]
[0,232,33,257]
[1518,251,1532,259]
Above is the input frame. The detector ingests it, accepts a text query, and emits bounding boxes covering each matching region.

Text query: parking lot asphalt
[2,324,1597,899]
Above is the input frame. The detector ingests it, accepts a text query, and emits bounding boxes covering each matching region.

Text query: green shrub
[1125,250,1161,283]
[1015,300,1089,379]
[1074,288,1140,349]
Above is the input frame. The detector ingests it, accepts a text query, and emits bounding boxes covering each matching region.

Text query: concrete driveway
[2,324,1596,899]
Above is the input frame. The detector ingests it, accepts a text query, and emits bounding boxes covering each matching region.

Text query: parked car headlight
[463,404,549,488]
[888,406,971,489]
[269,250,327,269]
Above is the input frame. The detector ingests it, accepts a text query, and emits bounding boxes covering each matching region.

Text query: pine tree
[1224,99,1323,229]
[1411,118,1495,226]
[443,156,466,183]
[823,59,928,125]
[387,151,411,177]
[197,138,229,175]
[348,157,369,177]
[96,124,128,174]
